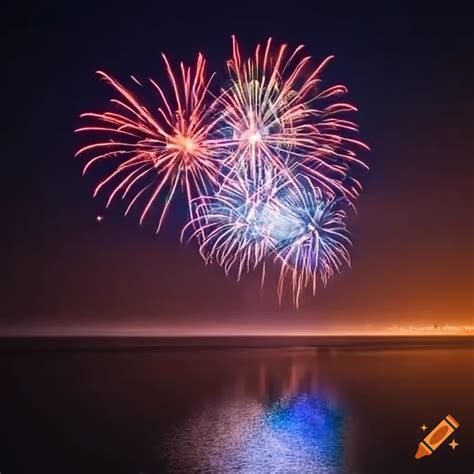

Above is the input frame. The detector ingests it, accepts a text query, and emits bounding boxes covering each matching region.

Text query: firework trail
[76,53,222,232]
[216,36,369,200]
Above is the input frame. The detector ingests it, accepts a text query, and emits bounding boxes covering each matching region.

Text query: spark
[183,169,285,280]
[76,53,222,233]
[274,177,352,307]
[216,36,369,199]
[77,37,368,306]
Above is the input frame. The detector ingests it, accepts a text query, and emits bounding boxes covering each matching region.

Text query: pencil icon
[415,415,459,459]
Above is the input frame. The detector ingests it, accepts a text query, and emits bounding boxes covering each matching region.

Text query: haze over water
[0,336,472,473]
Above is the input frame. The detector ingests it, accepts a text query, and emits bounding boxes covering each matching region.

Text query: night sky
[2,3,472,334]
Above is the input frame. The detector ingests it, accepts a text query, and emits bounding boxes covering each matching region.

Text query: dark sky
[2,2,473,334]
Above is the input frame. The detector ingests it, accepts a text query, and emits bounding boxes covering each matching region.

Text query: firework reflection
[164,356,345,473]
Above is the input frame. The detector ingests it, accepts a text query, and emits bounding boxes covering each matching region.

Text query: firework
[77,37,368,306]
[184,168,351,307]
[216,36,369,200]
[76,53,222,232]
[273,177,352,307]
[183,169,286,280]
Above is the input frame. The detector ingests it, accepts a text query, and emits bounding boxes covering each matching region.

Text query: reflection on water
[164,358,344,473]
[0,339,472,473]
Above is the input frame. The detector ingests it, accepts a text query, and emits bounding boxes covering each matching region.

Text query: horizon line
[1,331,473,338]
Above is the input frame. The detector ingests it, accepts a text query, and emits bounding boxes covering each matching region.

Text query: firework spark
[185,172,351,305]
[183,169,286,280]
[216,36,369,200]
[274,177,352,307]
[76,53,222,232]
[77,37,368,306]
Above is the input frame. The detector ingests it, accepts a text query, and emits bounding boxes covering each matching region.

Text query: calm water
[0,337,472,473]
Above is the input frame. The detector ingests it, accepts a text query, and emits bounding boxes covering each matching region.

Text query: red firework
[76,53,221,232]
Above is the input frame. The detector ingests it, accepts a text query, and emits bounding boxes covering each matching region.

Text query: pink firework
[217,36,369,199]
[76,53,222,232]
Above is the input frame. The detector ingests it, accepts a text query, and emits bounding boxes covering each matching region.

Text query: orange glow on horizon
[1,324,472,338]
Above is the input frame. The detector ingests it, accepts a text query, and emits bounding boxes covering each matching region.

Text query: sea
[0,336,472,473]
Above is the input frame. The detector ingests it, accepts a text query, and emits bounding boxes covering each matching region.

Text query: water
[0,337,472,473]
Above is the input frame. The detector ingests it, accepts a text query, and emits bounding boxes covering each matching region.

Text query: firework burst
[183,169,286,280]
[76,53,222,232]
[77,36,368,307]
[216,36,369,200]
[274,177,352,307]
